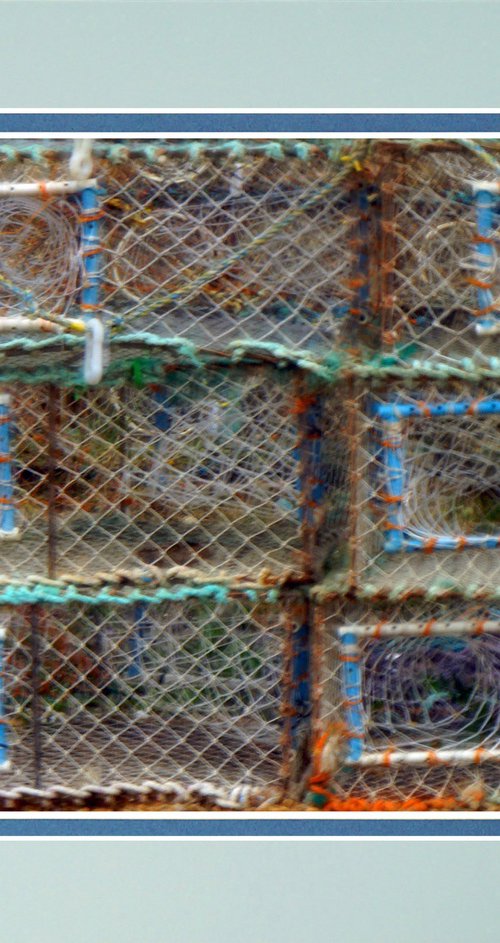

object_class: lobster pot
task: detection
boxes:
[99,149,356,352]
[379,148,498,365]
[1,596,300,796]
[349,380,500,595]
[314,599,500,806]
[0,371,346,584]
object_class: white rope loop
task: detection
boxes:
[69,138,94,181]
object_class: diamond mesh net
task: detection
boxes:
[99,151,356,352]
[375,148,499,364]
[2,597,293,798]
[1,372,344,584]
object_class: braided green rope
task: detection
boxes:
[0,580,281,607]
[0,575,496,607]
[5,139,500,169]
[0,333,497,386]
[0,139,356,164]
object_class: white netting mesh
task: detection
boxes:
[0,196,80,318]
[1,373,344,584]
[0,198,81,334]
[2,598,290,796]
[377,149,499,364]
[98,152,356,351]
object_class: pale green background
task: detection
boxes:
[0,2,498,107]
[0,840,498,943]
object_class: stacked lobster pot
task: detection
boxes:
[0,138,356,807]
[311,142,500,811]
[0,139,497,810]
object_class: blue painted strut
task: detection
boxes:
[80,186,104,384]
[80,187,101,314]
[0,395,18,538]
[472,187,500,335]
[380,418,405,553]
[373,398,500,422]
[338,629,364,762]
[290,395,327,745]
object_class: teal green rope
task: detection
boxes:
[0,581,283,607]
[7,138,500,167]
[0,577,494,607]
[0,139,355,164]
[0,333,497,386]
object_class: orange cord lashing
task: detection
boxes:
[347,277,368,290]
[474,302,499,317]
[416,401,432,418]
[382,747,395,767]
[308,788,461,813]
[466,276,494,290]
[291,393,318,417]
[78,210,105,224]
[380,492,403,504]
[373,619,388,639]
[311,722,349,776]
[472,233,496,245]
[38,181,50,201]
[466,398,484,415]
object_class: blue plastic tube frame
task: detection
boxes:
[473,187,500,335]
[80,185,106,385]
[80,186,101,316]
[372,396,500,552]
[338,628,364,762]
[0,394,17,537]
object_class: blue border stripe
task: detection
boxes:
[0,819,497,836]
[2,113,500,133]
